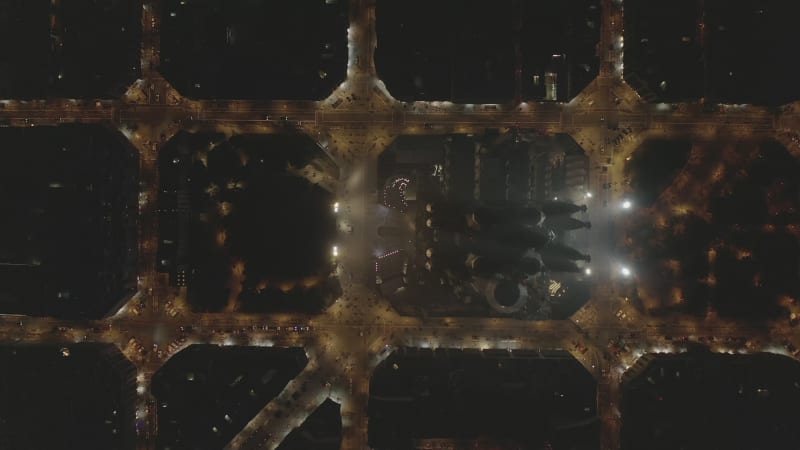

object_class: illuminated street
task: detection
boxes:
[1,1,800,449]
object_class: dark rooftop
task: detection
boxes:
[276,398,342,450]
[624,0,800,105]
[622,350,800,450]
[376,0,515,103]
[0,343,136,450]
[369,347,598,449]
[376,0,600,103]
[0,0,142,98]
[160,0,348,100]
[152,345,307,450]
[0,125,139,319]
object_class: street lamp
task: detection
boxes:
[584,267,592,276]
[621,199,632,210]
[620,266,631,277]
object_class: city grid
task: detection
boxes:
[1,1,800,449]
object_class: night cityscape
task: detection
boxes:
[0,1,799,450]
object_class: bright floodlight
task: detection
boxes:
[622,199,632,209]
[584,267,592,276]
[585,192,593,199]
[620,266,631,277]
[332,246,339,257]
[333,202,339,213]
